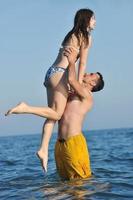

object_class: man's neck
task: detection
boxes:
[82,82,92,92]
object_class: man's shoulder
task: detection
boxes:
[80,88,93,105]
[68,88,93,102]
[80,90,93,111]
[82,87,93,99]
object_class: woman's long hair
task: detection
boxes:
[62,8,94,47]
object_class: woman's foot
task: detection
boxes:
[5,102,28,116]
[37,149,48,172]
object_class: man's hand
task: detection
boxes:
[63,48,78,65]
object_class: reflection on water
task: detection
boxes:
[39,175,110,200]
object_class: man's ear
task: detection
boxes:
[91,80,96,86]
[84,73,87,77]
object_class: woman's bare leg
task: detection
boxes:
[5,102,61,120]
[37,72,68,172]
[5,72,68,120]
[37,119,54,172]
[5,71,68,172]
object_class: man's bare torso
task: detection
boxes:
[58,92,93,139]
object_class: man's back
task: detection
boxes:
[58,92,93,139]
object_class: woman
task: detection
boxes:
[6,8,96,172]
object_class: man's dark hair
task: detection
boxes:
[92,72,104,92]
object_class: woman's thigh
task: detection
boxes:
[47,71,67,88]
[46,72,68,116]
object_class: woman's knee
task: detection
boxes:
[56,113,62,120]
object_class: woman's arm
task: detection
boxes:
[78,35,92,83]
[64,48,90,98]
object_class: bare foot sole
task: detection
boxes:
[37,150,48,173]
[5,102,28,116]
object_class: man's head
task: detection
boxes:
[83,72,104,92]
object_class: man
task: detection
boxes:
[5,48,104,179]
[55,48,104,180]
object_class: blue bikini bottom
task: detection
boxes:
[44,65,66,87]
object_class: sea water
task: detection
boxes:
[0,128,133,200]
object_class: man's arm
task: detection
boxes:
[68,63,89,98]
[64,48,89,98]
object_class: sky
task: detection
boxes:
[0,0,133,136]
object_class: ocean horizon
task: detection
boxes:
[1,126,133,138]
[0,127,133,199]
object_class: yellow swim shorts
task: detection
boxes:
[54,133,92,180]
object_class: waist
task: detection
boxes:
[57,132,83,142]
[52,49,69,69]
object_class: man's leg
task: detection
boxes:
[55,133,92,180]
